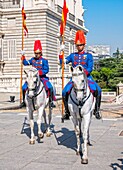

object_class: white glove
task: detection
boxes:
[64,58,67,64]
[64,59,67,69]
[21,50,25,56]
[60,44,65,51]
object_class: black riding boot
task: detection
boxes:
[20,90,26,108]
[93,94,101,119]
[63,94,70,120]
[49,90,56,108]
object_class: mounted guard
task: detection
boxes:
[59,30,102,120]
[20,39,56,108]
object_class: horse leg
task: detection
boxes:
[43,109,48,133]
[81,113,91,164]
[75,124,81,155]
[37,107,44,139]
[29,119,35,144]
[71,114,81,155]
[46,104,52,137]
[27,108,35,144]
[87,118,92,146]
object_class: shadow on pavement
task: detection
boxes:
[20,117,55,144]
[53,127,78,151]
[110,152,123,170]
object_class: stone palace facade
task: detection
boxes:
[0,0,88,94]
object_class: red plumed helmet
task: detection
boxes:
[75,30,86,45]
[34,40,42,52]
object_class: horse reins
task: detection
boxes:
[70,90,91,118]
[27,80,45,110]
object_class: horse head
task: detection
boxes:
[71,65,87,102]
[24,68,40,97]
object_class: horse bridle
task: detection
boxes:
[70,90,91,118]
[27,76,44,99]
[27,76,45,110]
[70,72,91,118]
[72,72,87,96]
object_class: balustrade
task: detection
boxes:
[0,75,122,105]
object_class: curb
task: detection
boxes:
[0,105,23,111]
[0,97,62,111]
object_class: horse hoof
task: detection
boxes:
[46,132,52,137]
[76,151,80,155]
[29,140,35,145]
[38,133,44,139]
[87,142,92,146]
[61,118,64,123]
[81,158,88,164]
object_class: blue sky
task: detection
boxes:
[82,0,123,55]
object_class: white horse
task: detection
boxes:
[68,65,95,164]
[24,68,52,144]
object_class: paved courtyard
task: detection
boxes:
[0,92,123,170]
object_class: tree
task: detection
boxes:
[91,70,100,82]
[100,67,113,87]
[93,56,123,90]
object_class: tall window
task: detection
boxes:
[7,18,16,28]
[69,43,74,54]
[0,39,2,60]
[70,28,72,37]
[73,0,76,16]
[57,38,61,73]
[7,39,16,60]
[69,28,74,53]
[51,0,55,9]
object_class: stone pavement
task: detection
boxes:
[0,92,20,110]
[0,92,123,170]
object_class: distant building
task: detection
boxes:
[87,45,111,62]
[113,48,123,58]
[119,50,123,54]
[87,45,110,55]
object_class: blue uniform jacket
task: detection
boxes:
[23,56,49,76]
[22,56,53,92]
[60,51,101,96]
[65,52,93,76]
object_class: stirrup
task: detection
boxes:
[49,102,56,108]
[63,111,70,120]
[20,102,26,108]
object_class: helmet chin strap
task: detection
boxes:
[34,52,42,59]
[34,56,40,59]
[78,49,84,53]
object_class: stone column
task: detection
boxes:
[116,81,123,95]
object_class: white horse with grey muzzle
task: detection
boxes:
[68,65,95,164]
[24,68,52,144]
